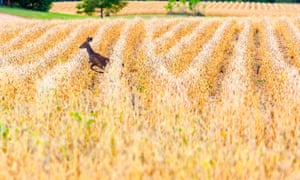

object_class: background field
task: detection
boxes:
[0,16,300,178]
[50,1,300,16]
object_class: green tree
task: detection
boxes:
[189,0,200,11]
[179,0,187,13]
[18,0,53,11]
[189,0,202,15]
[165,0,202,16]
[164,0,176,13]
[76,0,127,18]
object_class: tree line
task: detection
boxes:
[0,0,129,16]
[1,0,298,15]
[56,0,300,3]
[1,0,53,11]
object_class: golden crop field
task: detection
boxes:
[203,1,300,16]
[0,17,300,179]
[50,1,168,15]
[50,1,300,16]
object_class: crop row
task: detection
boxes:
[1,18,300,112]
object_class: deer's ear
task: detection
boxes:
[87,37,93,42]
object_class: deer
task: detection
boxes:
[79,37,109,73]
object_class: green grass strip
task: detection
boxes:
[0,6,92,20]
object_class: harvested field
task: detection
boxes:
[50,1,300,16]
[0,17,300,179]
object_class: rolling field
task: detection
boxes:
[50,1,300,16]
[0,17,300,178]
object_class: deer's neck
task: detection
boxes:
[86,45,95,55]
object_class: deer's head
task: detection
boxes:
[79,37,93,49]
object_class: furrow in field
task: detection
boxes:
[143,20,231,97]
[241,18,300,146]
[180,20,233,83]
[182,20,239,109]
[152,19,181,40]
[264,19,300,103]
[0,21,58,56]
[121,20,147,111]
[154,21,185,47]
[274,20,300,68]
[247,22,266,102]
[125,19,165,109]
[143,20,219,88]
[144,20,235,109]
[209,21,243,102]
[155,21,200,55]
[0,21,37,48]
[287,18,300,42]
[167,21,220,76]
[244,21,281,145]
[2,22,78,66]
[260,20,286,103]
[252,19,300,138]
[139,20,191,113]
[295,18,300,30]
[158,20,215,65]
[216,20,251,108]
[123,20,146,73]
[102,19,140,107]
[202,20,253,146]
[144,20,178,90]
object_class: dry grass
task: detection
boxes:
[203,2,300,16]
[50,1,82,15]
[0,17,300,179]
[50,1,168,16]
[50,1,300,16]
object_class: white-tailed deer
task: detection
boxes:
[79,37,109,73]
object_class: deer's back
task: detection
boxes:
[90,53,109,66]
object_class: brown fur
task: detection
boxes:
[79,37,109,73]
